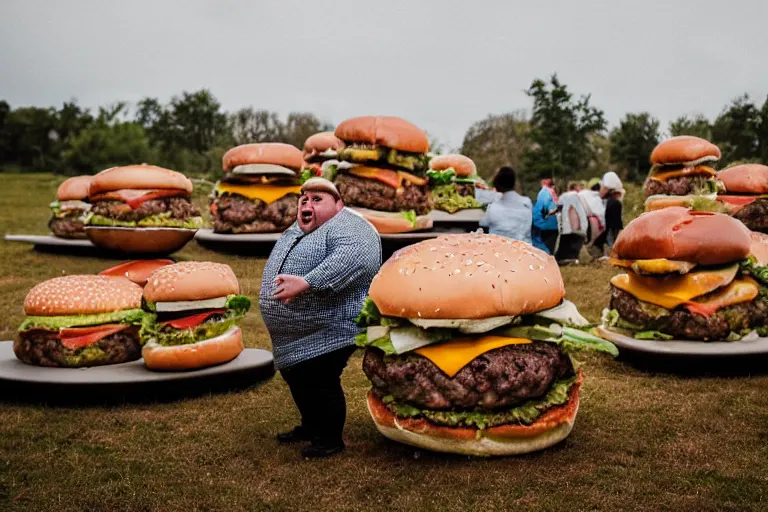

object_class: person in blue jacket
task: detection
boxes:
[532,178,559,254]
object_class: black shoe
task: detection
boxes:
[302,442,345,459]
[276,426,312,444]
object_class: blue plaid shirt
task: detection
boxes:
[259,208,382,369]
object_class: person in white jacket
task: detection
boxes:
[556,181,589,264]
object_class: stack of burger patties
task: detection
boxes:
[302,131,345,181]
[601,207,768,341]
[210,143,304,234]
[427,154,484,214]
[49,175,93,239]
[643,136,724,211]
[355,233,617,456]
[332,116,433,234]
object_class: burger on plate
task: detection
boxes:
[601,207,768,341]
[302,131,345,181]
[140,261,251,370]
[710,164,768,231]
[49,175,93,239]
[333,116,433,233]
[355,234,617,456]
[644,136,724,211]
[426,154,484,214]
[210,143,303,233]
[15,275,145,367]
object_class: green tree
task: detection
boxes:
[757,95,768,163]
[228,109,330,148]
[522,74,606,185]
[460,111,530,183]
[3,106,60,171]
[711,94,761,165]
[668,114,712,140]
[609,112,660,183]
[168,90,228,171]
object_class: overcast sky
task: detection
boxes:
[2,0,767,150]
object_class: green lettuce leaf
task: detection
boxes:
[400,210,418,227]
[86,213,204,229]
[225,294,251,313]
[299,168,315,184]
[740,255,768,286]
[140,310,245,347]
[430,183,483,214]
[426,168,457,186]
[355,297,402,328]
[635,330,674,340]
[499,324,618,357]
[382,375,578,429]
[19,308,146,331]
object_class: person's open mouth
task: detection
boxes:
[300,211,313,224]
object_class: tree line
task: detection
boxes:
[2,75,767,195]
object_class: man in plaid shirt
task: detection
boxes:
[260,178,381,458]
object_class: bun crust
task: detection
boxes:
[57,176,93,201]
[143,261,240,302]
[89,165,193,195]
[335,116,429,154]
[24,275,142,316]
[429,154,476,178]
[98,259,174,286]
[717,164,768,194]
[349,207,432,234]
[303,131,345,157]
[369,233,564,319]
[612,207,750,264]
[650,136,721,165]
[367,371,581,456]
[142,326,244,371]
[749,231,768,266]
[222,143,303,172]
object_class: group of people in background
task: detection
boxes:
[479,167,625,264]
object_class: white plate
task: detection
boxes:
[596,326,768,357]
[195,229,282,242]
[0,341,273,385]
[5,234,94,247]
[428,209,485,223]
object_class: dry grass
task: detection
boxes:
[1,174,768,511]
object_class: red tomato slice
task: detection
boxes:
[99,259,174,286]
[60,324,130,350]
[684,302,719,318]
[718,196,757,206]
[125,189,187,209]
[162,309,227,329]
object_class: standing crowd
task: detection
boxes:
[480,167,625,263]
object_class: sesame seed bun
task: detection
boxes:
[334,116,430,154]
[612,207,750,264]
[369,234,564,319]
[429,154,476,178]
[650,136,721,166]
[143,261,240,303]
[142,326,244,371]
[57,176,93,201]
[89,165,193,196]
[303,131,345,159]
[23,275,143,316]
[717,164,768,194]
[222,143,303,172]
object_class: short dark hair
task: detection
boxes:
[590,181,600,191]
[493,166,517,193]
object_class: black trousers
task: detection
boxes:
[540,229,559,255]
[556,233,583,261]
[280,345,356,445]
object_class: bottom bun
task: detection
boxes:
[142,326,244,371]
[366,370,582,456]
[350,207,433,234]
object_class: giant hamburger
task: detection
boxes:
[427,154,483,214]
[15,275,145,367]
[601,207,768,341]
[356,234,617,456]
[49,175,92,239]
[644,136,724,211]
[711,164,768,231]
[210,143,303,233]
[302,131,345,181]
[140,261,251,370]
[333,116,433,233]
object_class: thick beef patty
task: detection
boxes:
[211,193,298,233]
[610,285,768,340]
[363,342,573,410]
[49,216,86,239]
[91,196,200,222]
[334,173,431,215]
[733,199,768,232]
[643,175,712,198]
[15,328,141,367]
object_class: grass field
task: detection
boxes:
[1,174,767,512]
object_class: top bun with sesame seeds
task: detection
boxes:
[142,261,240,303]
[369,233,564,319]
[23,275,143,316]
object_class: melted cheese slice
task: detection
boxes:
[215,182,302,204]
[609,258,696,275]
[650,165,716,182]
[414,336,531,377]
[685,278,758,317]
[610,265,738,309]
